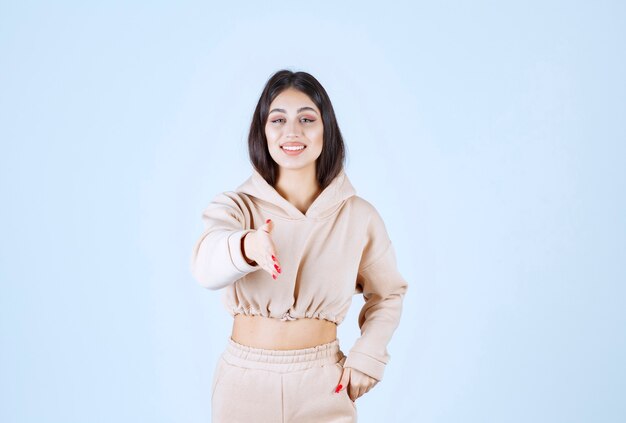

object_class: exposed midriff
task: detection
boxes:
[231,314,337,350]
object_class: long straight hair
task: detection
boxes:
[247,69,346,191]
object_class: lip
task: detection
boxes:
[280,143,307,156]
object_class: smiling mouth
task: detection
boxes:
[280,144,307,155]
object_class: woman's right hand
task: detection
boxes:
[242,219,282,280]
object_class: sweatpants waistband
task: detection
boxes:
[222,337,345,373]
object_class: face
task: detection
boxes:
[265,87,324,172]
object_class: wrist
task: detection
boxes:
[241,231,257,265]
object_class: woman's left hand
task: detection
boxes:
[335,366,379,401]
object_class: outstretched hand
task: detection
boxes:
[242,218,282,280]
[335,365,379,402]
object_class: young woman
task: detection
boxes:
[190,69,409,422]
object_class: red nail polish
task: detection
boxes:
[272,274,277,280]
[274,264,281,273]
[335,384,342,393]
[266,219,271,223]
[271,255,276,261]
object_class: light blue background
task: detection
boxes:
[1,1,624,422]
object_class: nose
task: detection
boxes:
[285,119,302,137]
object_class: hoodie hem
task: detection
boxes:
[226,305,341,326]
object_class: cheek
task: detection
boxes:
[265,126,280,141]
[306,126,324,143]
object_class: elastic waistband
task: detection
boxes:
[222,337,345,373]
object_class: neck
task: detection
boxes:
[275,165,321,215]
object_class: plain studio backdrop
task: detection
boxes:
[1,1,624,422]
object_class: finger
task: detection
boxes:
[272,259,281,276]
[256,253,276,279]
[266,248,280,280]
[263,218,273,233]
[269,241,280,270]
[335,366,348,394]
[268,263,280,280]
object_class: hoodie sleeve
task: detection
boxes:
[190,191,260,290]
[343,206,409,382]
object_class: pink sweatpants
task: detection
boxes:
[211,337,358,422]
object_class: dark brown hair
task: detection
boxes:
[247,69,346,191]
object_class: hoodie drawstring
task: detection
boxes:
[280,310,297,321]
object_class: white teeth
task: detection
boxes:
[282,145,305,151]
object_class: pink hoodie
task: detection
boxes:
[190,167,408,382]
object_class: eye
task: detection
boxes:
[270,117,315,124]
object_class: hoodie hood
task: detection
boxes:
[235,167,357,220]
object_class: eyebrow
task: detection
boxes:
[268,106,319,115]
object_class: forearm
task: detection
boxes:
[191,228,260,290]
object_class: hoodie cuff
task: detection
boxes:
[227,229,260,273]
[343,350,386,382]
